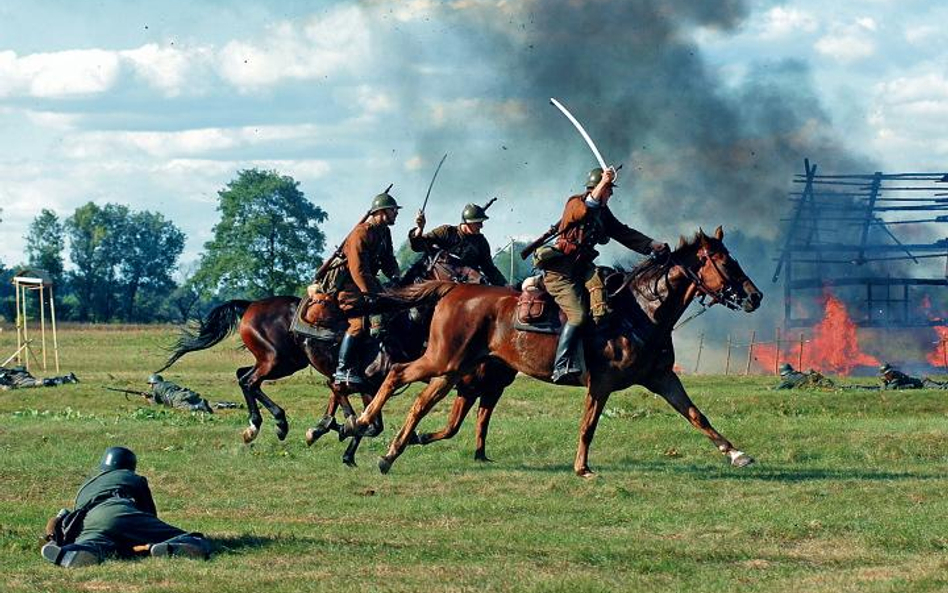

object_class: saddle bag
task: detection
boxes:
[517,278,550,324]
[302,292,342,326]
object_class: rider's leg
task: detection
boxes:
[543,269,587,383]
[584,267,612,325]
[334,318,366,388]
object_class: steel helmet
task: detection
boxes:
[879,362,892,374]
[99,446,137,472]
[584,167,619,189]
[369,185,401,214]
[147,373,163,385]
[778,363,793,377]
[461,203,489,223]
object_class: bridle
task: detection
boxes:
[678,246,747,311]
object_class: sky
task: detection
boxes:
[1,0,947,283]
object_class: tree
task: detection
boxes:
[490,239,532,286]
[25,209,65,285]
[66,203,128,321]
[118,211,185,320]
[196,169,328,298]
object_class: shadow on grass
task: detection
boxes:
[508,459,944,482]
[211,534,280,555]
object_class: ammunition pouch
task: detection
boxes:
[517,278,551,324]
[532,245,565,269]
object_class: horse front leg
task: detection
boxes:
[305,390,341,447]
[473,394,501,463]
[411,394,475,448]
[343,359,433,438]
[379,375,458,474]
[645,371,754,467]
[574,387,611,478]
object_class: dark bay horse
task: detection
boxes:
[158,294,516,465]
[342,227,763,477]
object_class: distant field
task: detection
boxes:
[2,325,948,592]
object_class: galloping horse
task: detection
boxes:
[342,227,763,477]
[158,278,516,466]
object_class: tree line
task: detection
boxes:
[0,168,530,324]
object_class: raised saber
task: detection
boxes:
[549,97,612,176]
[421,153,448,213]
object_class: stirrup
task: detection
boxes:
[333,370,365,388]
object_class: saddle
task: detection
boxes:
[291,291,345,341]
[514,276,564,334]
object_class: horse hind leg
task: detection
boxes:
[360,392,384,438]
[411,394,475,448]
[379,374,458,475]
[473,391,502,463]
[306,388,343,447]
[647,371,753,468]
[237,366,264,444]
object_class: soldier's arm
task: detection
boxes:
[602,209,655,255]
[135,476,159,516]
[344,226,382,293]
[381,228,400,282]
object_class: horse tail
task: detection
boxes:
[157,299,252,372]
[345,281,457,315]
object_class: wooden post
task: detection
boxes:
[20,283,29,372]
[694,332,704,374]
[509,238,515,283]
[39,285,48,371]
[774,327,781,375]
[725,334,732,376]
[798,332,805,369]
[49,285,60,373]
[745,330,756,375]
[14,282,22,365]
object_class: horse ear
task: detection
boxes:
[678,235,687,249]
[714,225,724,240]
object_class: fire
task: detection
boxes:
[927,327,948,369]
[755,292,878,376]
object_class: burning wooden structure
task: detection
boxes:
[773,159,948,330]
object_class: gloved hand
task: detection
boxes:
[369,314,384,339]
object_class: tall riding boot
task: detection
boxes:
[551,323,584,384]
[333,333,365,388]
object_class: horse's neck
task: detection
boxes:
[629,253,698,330]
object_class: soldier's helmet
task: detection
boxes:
[584,167,618,189]
[779,363,794,376]
[461,203,489,224]
[879,362,892,375]
[369,190,401,214]
[99,446,137,472]
[147,373,163,385]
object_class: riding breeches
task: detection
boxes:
[542,263,608,326]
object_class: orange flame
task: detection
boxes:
[927,326,948,369]
[755,292,878,376]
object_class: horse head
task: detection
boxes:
[676,226,763,313]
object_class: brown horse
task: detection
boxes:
[342,227,763,477]
[158,283,516,466]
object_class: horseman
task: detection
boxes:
[538,166,668,384]
[321,189,402,388]
[408,202,508,286]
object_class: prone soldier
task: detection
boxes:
[879,363,948,390]
[41,446,211,567]
[775,362,835,390]
[0,366,78,390]
[147,374,213,413]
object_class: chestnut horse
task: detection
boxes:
[158,283,516,466]
[342,227,763,477]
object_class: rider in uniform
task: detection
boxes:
[537,166,667,384]
[329,190,402,388]
[408,202,508,286]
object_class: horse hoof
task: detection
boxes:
[378,456,393,475]
[275,422,289,442]
[575,468,596,479]
[343,456,357,468]
[474,453,493,463]
[730,451,755,468]
[305,426,328,447]
[242,426,259,444]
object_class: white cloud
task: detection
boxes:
[904,24,939,45]
[218,6,371,91]
[120,43,214,97]
[814,19,878,63]
[405,155,425,171]
[758,7,818,39]
[0,49,121,98]
[868,73,948,165]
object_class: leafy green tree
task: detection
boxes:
[66,203,128,321]
[196,169,328,297]
[25,209,65,285]
[118,211,185,320]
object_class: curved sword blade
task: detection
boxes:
[550,98,607,171]
[421,153,448,213]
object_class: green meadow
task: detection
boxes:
[1,325,947,592]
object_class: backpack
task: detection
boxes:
[45,507,89,546]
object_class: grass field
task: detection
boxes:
[2,325,948,592]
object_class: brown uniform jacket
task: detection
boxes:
[554,194,654,265]
[340,221,400,293]
[409,224,507,286]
